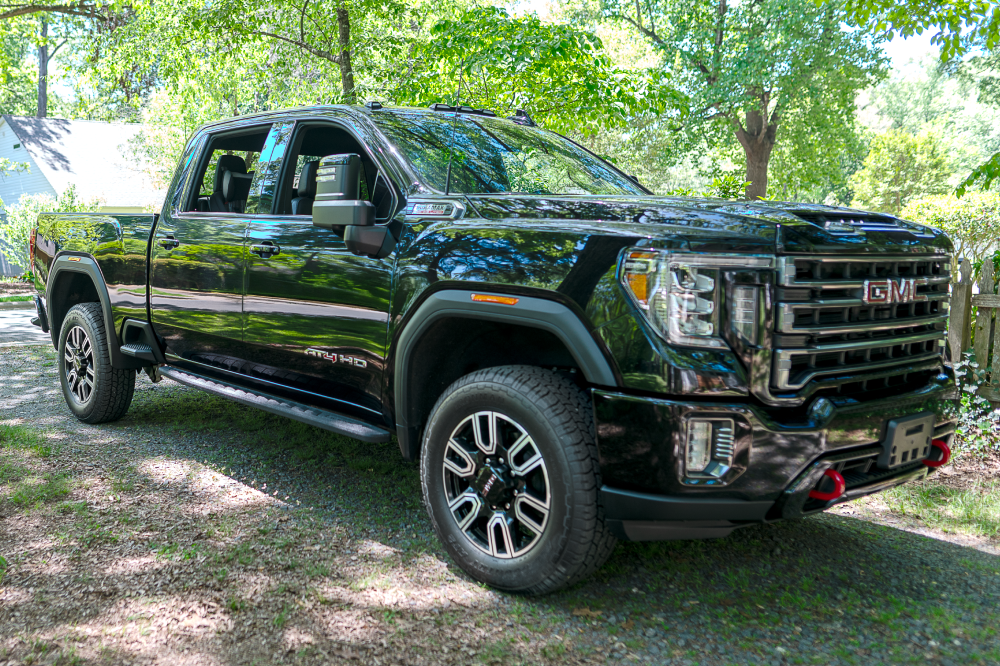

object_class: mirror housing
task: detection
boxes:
[312,153,375,230]
[311,153,396,259]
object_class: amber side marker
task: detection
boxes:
[67,257,81,262]
[471,294,519,305]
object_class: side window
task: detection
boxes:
[183,125,272,214]
[274,123,395,222]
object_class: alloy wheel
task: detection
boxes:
[63,325,95,405]
[442,411,551,559]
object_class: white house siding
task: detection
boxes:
[0,119,57,208]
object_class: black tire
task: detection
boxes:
[420,365,617,595]
[58,303,135,424]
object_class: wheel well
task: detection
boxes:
[401,317,582,440]
[48,271,102,339]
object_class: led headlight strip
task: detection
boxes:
[621,251,773,349]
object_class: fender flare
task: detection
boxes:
[46,253,144,370]
[392,289,619,460]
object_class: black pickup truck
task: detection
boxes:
[30,103,957,594]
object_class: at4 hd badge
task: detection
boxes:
[862,278,927,305]
[305,348,367,368]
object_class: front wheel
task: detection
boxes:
[420,365,616,595]
[58,303,135,423]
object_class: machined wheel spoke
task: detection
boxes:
[448,490,484,532]
[507,433,543,476]
[487,513,516,558]
[64,346,75,363]
[515,493,550,535]
[443,439,477,478]
[471,411,498,455]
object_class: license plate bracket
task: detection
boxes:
[878,412,934,469]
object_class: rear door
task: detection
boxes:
[149,122,279,369]
[240,117,398,420]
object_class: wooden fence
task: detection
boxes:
[948,256,1000,402]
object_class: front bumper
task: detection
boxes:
[594,379,957,541]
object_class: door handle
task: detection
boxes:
[159,235,179,250]
[251,241,280,258]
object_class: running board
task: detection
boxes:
[158,366,391,443]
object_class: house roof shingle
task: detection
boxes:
[2,115,163,208]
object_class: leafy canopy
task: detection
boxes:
[849,128,953,215]
[394,7,684,135]
[600,0,886,198]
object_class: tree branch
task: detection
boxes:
[0,3,99,20]
[619,13,665,46]
[251,29,340,63]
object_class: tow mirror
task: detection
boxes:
[312,154,376,229]
[312,153,395,258]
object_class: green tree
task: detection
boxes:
[843,0,1000,194]
[394,7,683,135]
[600,0,887,199]
[849,128,953,215]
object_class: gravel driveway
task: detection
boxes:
[2,344,999,666]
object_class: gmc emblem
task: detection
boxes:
[862,278,927,305]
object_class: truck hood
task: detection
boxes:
[465,195,953,255]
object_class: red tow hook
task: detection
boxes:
[808,469,846,502]
[923,439,951,468]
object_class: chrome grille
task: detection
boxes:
[772,255,949,396]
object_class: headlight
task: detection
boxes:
[621,251,772,348]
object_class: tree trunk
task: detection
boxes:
[36,20,48,118]
[734,108,777,200]
[336,6,356,104]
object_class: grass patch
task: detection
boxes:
[0,424,54,457]
[0,294,32,302]
[881,480,1000,538]
[5,472,71,507]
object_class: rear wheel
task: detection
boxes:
[58,303,135,423]
[420,365,616,594]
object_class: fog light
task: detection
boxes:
[685,418,736,478]
[686,421,712,473]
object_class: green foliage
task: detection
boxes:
[601,0,887,198]
[901,192,1000,271]
[396,7,683,135]
[0,185,102,270]
[0,554,6,585]
[950,352,1000,454]
[849,128,953,215]
[844,0,999,61]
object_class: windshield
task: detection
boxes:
[371,110,644,196]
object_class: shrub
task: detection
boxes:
[0,185,103,271]
[901,192,1000,273]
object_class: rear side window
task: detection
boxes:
[184,125,272,214]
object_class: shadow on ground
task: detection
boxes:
[3,370,999,665]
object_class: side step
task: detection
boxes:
[120,343,157,362]
[158,366,391,443]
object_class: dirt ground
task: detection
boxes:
[2,344,999,666]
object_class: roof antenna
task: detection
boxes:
[445,69,463,196]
